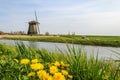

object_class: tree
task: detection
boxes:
[45,32,50,36]
[0,31,3,34]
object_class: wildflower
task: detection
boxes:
[31,63,44,70]
[60,61,65,67]
[13,59,19,63]
[68,75,73,79]
[20,59,30,64]
[50,66,58,74]
[47,63,52,67]
[43,74,53,80]
[54,61,60,67]
[37,70,47,79]
[37,70,53,80]
[61,70,68,75]
[28,72,35,77]
[53,72,65,80]
[31,59,38,64]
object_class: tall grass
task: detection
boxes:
[55,45,120,80]
[0,43,120,80]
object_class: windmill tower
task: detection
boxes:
[27,11,40,35]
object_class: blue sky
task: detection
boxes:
[0,0,120,35]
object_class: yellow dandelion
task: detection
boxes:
[61,70,68,75]
[13,59,19,63]
[50,66,58,74]
[43,74,53,80]
[47,63,52,67]
[54,61,60,67]
[28,72,35,77]
[53,72,66,80]
[20,59,30,64]
[37,70,47,79]
[31,63,44,70]
[31,59,38,64]
[60,61,66,67]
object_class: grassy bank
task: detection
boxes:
[1,35,120,47]
[0,43,120,80]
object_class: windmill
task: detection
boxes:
[27,11,40,35]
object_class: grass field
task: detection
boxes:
[0,34,120,47]
[0,42,120,80]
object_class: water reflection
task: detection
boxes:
[27,41,38,48]
[0,39,120,59]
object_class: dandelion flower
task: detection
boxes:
[54,61,60,67]
[42,73,52,80]
[20,59,30,64]
[43,75,53,80]
[60,61,65,67]
[53,72,65,80]
[28,72,35,77]
[37,70,47,79]
[50,66,58,74]
[47,63,52,67]
[31,63,44,70]
[61,70,68,75]
[31,59,38,64]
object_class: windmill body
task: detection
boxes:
[27,20,39,35]
[27,11,40,35]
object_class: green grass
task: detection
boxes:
[2,35,120,47]
[0,42,120,80]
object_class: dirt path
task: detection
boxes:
[0,35,59,38]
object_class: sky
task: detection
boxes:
[0,0,120,36]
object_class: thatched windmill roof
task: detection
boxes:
[28,20,39,24]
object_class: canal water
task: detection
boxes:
[0,39,120,60]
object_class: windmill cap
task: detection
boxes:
[28,20,40,24]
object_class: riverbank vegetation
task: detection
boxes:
[0,42,120,80]
[1,34,120,47]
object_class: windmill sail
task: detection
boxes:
[35,11,40,34]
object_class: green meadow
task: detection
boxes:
[2,35,120,47]
[0,42,120,80]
